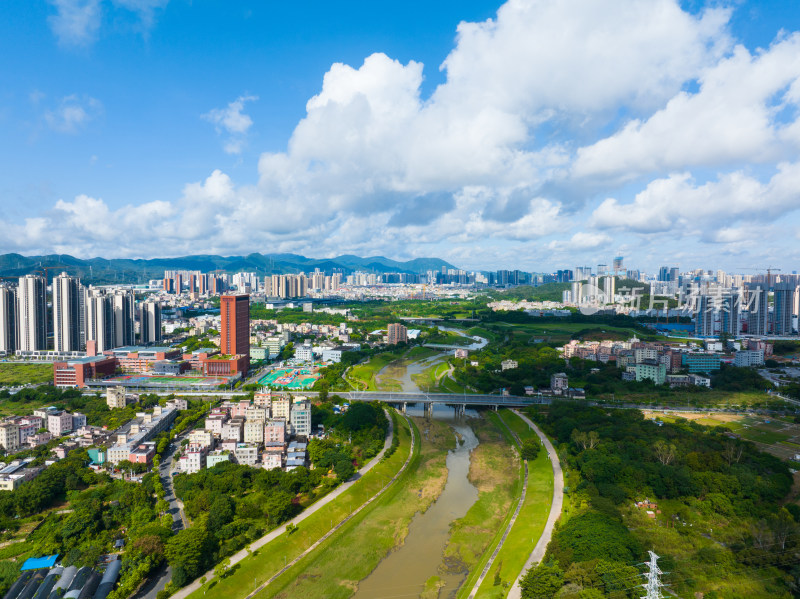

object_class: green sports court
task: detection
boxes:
[258,367,321,389]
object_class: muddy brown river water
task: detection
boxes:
[354,352,481,599]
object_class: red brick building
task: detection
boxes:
[54,355,117,388]
[200,354,249,377]
[220,294,250,357]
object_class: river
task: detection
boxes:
[354,352,481,599]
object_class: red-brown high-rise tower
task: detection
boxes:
[220,294,250,357]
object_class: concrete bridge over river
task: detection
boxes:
[337,390,552,417]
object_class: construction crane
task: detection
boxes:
[738,266,782,289]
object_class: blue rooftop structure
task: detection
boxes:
[21,555,58,571]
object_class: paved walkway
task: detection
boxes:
[466,413,529,598]
[508,409,564,599]
[171,411,400,599]
[242,414,416,599]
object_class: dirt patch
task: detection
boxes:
[643,411,743,423]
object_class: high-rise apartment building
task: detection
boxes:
[220,294,250,356]
[53,272,82,352]
[773,283,798,336]
[745,284,769,336]
[694,293,714,337]
[387,323,408,345]
[0,285,17,353]
[602,276,615,303]
[139,300,162,344]
[720,289,740,336]
[86,292,116,352]
[17,275,47,351]
[112,290,135,347]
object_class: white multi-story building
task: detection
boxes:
[294,345,314,362]
[221,418,244,442]
[107,386,127,409]
[0,423,20,453]
[53,273,83,352]
[290,402,311,437]
[245,405,269,421]
[322,348,342,363]
[272,397,291,420]
[262,452,281,470]
[139,300,163,344]
[734,350,765,367]
[234,443,259,466]
[205,414,228,434]
[243,420,264,444]
[188,429,214,449]
[112,291,136,347]
[17,275,47,351]
[47,411,75,436]
[0,285,17,354]
[179,449,206,474]
[86,291,116,352]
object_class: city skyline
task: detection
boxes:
[2,0,800,271]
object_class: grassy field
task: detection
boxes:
[411,359,463,393]
[405,346,441,360]
[442,416,519,585]
[464,410,555,598]
[347,352,403,390]
[255,417,457,598]
[465,327,502,343]
[189,414,417,599]
[0,363,53,386]
[600,389,782,408]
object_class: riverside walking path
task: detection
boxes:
[508,409,564,599]
[171,410,403,599]
[465,413,529,598]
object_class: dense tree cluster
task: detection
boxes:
[169,462,322,584]
[310,401,388,464]
[519,402,798,598]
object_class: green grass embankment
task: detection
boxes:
[467,409,555,598]
[0,363,53,387]
[446,413,521,598]
[256,417,456,598]
[190,415,416,599]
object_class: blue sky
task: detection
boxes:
[1,0,800,273]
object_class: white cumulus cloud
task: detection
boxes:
[47,0,102,47]
[44,94,103,133]
[203,95,259,154]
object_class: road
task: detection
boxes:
[132,434,188,599]
[508,409,564,599]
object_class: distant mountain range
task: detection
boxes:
[0,252,458,285]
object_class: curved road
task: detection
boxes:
[171,410,400,599]
[508,409,564,599]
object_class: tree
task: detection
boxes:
[334,458,356,482]
[770,508,797,550]
[653,440,676,466]
[520,438,541,460]
[571,429,600,451]
[722,440,743,466]
[520,561,564,599]
[165,523,215,583]
[214,557,230,580]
